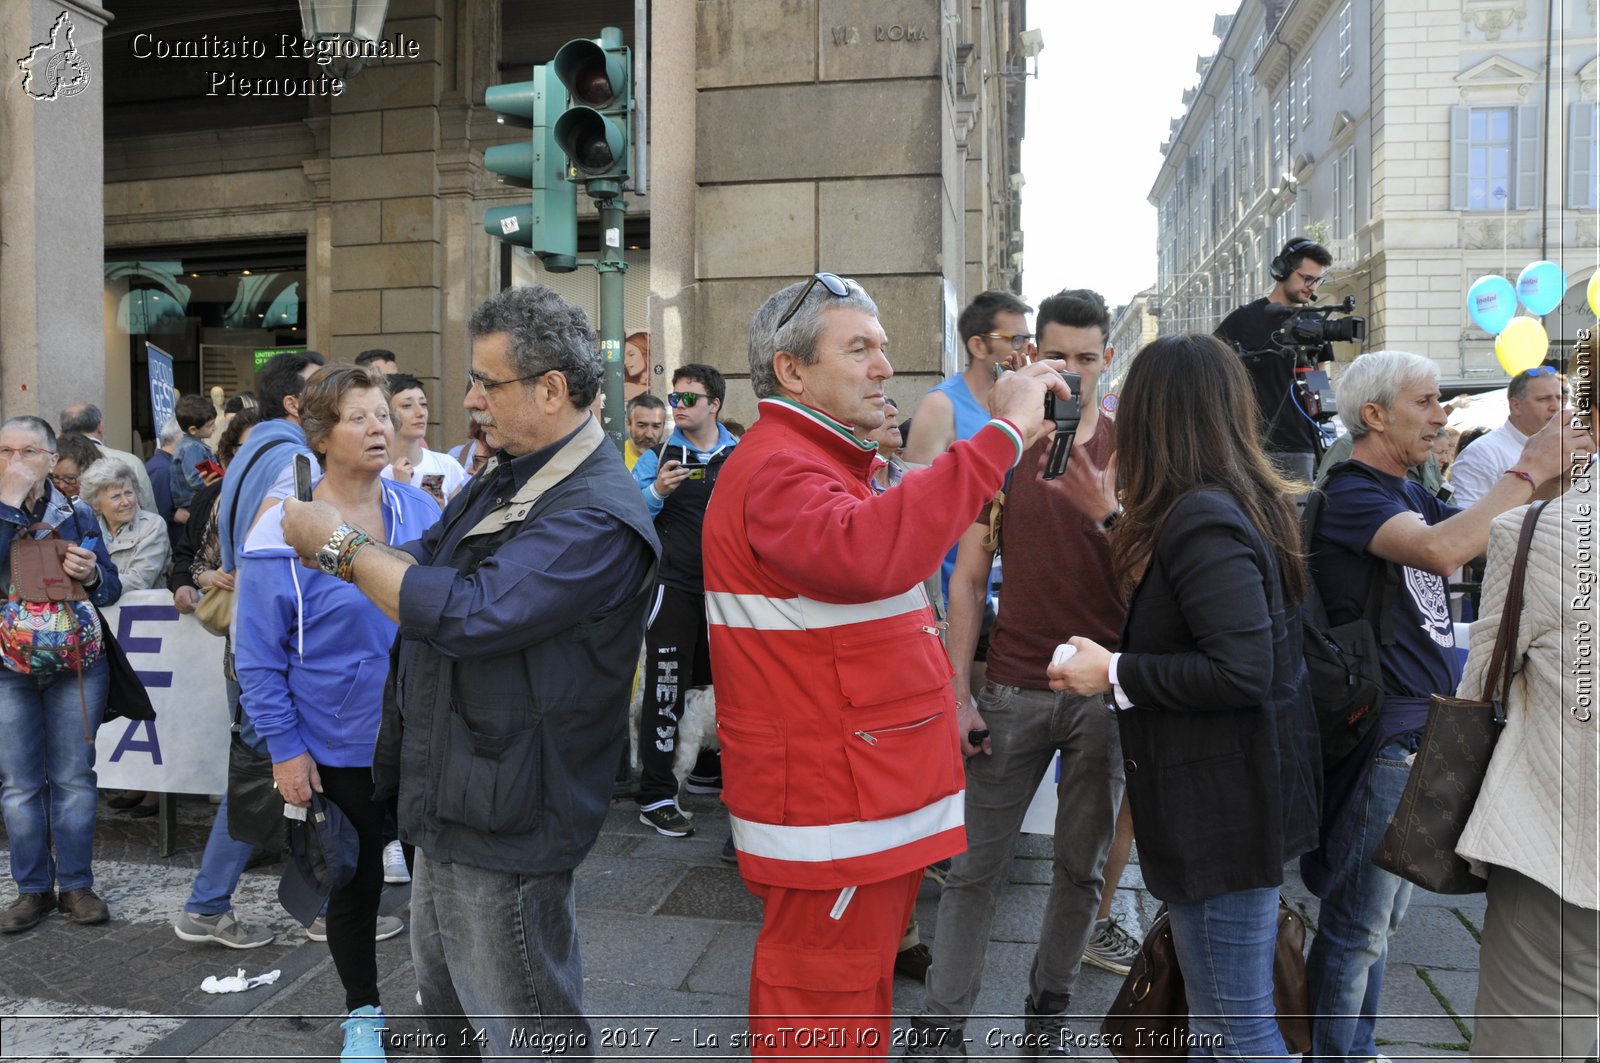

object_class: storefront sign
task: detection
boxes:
[146,343,176,437]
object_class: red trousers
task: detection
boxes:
[745,869,924,1060]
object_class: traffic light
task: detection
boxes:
[482,65,578,271]
[552,27,631,183]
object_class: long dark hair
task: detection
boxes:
[1112,334,1307,601]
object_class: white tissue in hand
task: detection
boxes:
[1051,643,1077,669]
[201,968,281,994]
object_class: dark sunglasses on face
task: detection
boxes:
[668,392,709,408]
[775,272,854,333]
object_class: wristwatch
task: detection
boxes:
[316,523,355,575]
[1096,505,1124,533]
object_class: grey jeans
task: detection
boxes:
[410,854,590,1059]
[922,683,1125,1021]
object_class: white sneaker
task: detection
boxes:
[382,840,410,884]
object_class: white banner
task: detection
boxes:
[94,589,230,794]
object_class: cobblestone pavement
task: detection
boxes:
[0,790,1485,1061]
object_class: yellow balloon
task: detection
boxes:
[1589,272,1600,318]
[1494,317,1549,375]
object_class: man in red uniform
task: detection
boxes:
[703,272,1070,1057]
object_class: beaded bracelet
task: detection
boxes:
[335,531,371,583]
[1503,468,1536,489]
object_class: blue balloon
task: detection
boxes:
[1467,275,1516,334]
[1516,260,1567,317]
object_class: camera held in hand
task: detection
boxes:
[1042,371,1081,480]
[1260,296,1367,422]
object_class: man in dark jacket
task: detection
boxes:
[280,286,660,1055]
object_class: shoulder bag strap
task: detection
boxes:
[223,438,293,557]
[1479,500,1549,719]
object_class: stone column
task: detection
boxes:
[691,0,952,425]
[0,1,111,435]
[325,0,446,412]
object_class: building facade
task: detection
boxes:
[1150,0,1598,390]
[0,0,1027,448]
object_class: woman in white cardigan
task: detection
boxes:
[1455,355,1596,1062]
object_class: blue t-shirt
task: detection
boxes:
[1311,461,1461,699]
[928,374,994,602]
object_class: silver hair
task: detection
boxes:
[747,277,880,399]
[467,285,602,409]
[157,418,183,447]
[0,416,56,451]
[1336,350,1439,440]
[78,456,138,509]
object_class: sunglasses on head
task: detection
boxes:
[775,272,854,333]
[668,392,710,408]
[1522,366,1556,377]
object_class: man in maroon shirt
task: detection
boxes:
[910,289,1130,1059]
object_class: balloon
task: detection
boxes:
[1466,275,1516,334]
[1494,317,1549,375]
[1515,260,1566,317]
[1588,272,1600,318]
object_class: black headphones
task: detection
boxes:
[1269,237,1317,283]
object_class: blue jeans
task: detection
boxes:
[186,679,261,915]
[1306,738,1415,1063]
[410,853,588,1057]
[1167,886,1288,1061]
[0,658,109,894]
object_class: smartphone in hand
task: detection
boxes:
[195,459,225,480]
[293,453,313,502]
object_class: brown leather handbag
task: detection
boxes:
[10,523,86,602]
[1101,899,1311,1061]
[1372,499,1547,895]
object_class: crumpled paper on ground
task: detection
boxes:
[200,968,282,994]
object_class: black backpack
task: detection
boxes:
[1301,462,1398,768]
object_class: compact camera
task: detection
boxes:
[1041,371,1082,480]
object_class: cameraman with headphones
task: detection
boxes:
[1215,237,1335,483]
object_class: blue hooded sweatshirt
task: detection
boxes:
[217,419,315,572]
[234,480,439,767]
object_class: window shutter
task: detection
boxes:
[1515,103,1540,209]
[1570,102,1595,209]
[1450,106,1469,210]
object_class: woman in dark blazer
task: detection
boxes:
[1050,333,1320,1060]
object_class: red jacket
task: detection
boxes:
[703,397,1025,889]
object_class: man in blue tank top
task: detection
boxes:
[904,290,1033,686]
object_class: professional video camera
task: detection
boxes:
[1259,296,1367,421]
[1041,370,1081,480]
[1265,295,1367,349]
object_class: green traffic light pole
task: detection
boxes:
[587,178,627,451]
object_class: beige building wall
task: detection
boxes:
[667,0,1023,425]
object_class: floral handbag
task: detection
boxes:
[2,524,100,675]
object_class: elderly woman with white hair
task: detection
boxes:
[1300,349,1589,1063]
[80,457,170,592]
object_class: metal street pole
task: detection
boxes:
[588,178,627,450]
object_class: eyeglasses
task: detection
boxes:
[980,331,1034,351]
[1522,366,1557,377]
[775,272,854,334]
[668,392,711,408]
[50,473,80,487]
[0,447,54,461]
[1295,271,1329,288]
[467,369,547,394]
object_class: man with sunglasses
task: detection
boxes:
[1215,236,1337,482]
[631,364,739,836]
[702,272,1072,1057]
[1447,365,1566,506]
